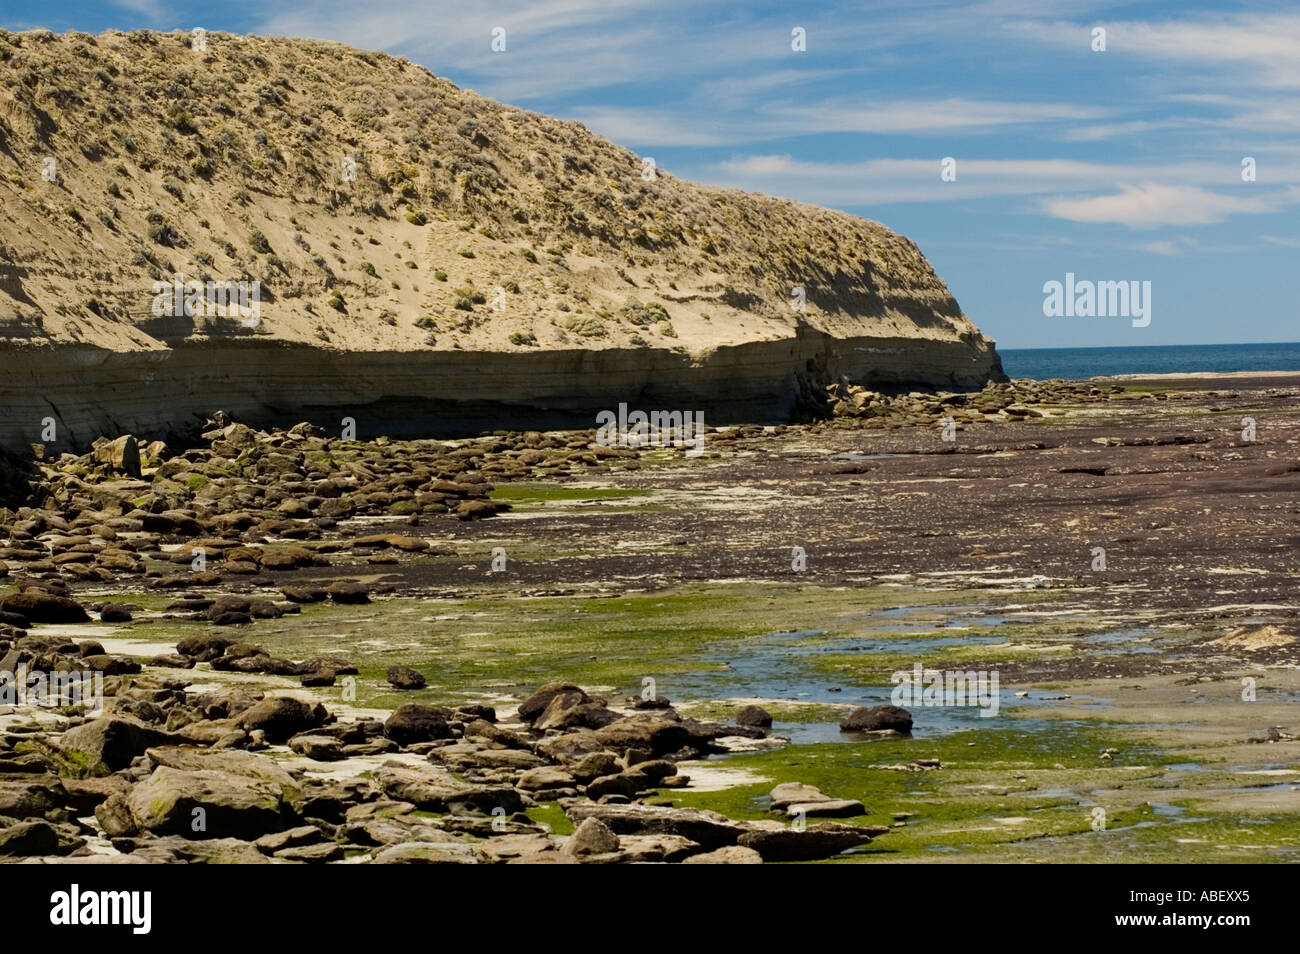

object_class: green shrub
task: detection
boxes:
[563,314,606,337]
[621,297,669,326]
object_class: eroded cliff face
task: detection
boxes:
[0,28,1003,448]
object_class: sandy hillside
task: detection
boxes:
[0,28,1002,444]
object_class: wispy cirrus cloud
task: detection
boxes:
[1023,12,1300,88]
[1043,184,1294,228]
[110,0,168,19]
[574,98,1112,147]
[706,155,1287,210]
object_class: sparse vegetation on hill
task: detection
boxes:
[0,28,996,364]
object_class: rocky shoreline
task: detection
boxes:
[3,373,1299,863]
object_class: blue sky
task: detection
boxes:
[7,1,1300,349]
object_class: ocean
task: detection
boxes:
[998,342,1300,381]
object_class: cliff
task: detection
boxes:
[0,28,1003,447]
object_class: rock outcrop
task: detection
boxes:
[0,28,1003,449]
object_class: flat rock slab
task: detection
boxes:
[371,837,483,864]
[373,764,524,815]
[738,822,891,862]
[144,746,297,788]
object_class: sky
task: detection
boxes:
[5,1,1299,350]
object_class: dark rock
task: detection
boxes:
[80,654,141,675]
[280,585,329,603]
[386,665,427,691]
[735,705,773,728]
[0,591,90,624]
[176,633,234,660]
[203,595,251,621]
[99,603,133,623]
[517,682,589,724]
[839,705,913,734]
[237,696,329,742]
[0,819,62,855]
[326,581,370,604]
[384,704,453,745]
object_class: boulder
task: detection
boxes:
[236,696,329,742]
[563,817,619,857]
[517,682,589,724]
[0,591,90,624]
[204,595,252,623]
[93,435,142,477]
[99,603,133,623]
[58,715,181,771]
[253,825,324,855]
[839,705,913,733]
[535,698,620,731]
[591,712,715,757]
[176,633,234,661]
[383,704,453,745]
[127,766,289,839]
[516,765,577,792]
[94,793,138,837]
[326,581,370,604]
[288,734,346,761]
[386,665,427,691]
[735,704,773,728]
[0,777,65,818]
[0,819,63,856]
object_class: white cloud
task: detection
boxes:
[1259,234,1300,249]
[704,155,1259,209]
[1015,12,1300,88]
[1043,184,1286,228]
[572,98,1112,147]
[111,0,167,18]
